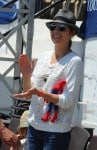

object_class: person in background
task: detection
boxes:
[10,110,29,150]
[13,9,83,150]
[0,119,19,148]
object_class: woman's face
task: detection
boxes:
[49,23,75,46]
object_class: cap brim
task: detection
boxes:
[17,124,28,131]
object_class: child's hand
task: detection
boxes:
[10,146,15,150]
[16,134,21,140]
[10,146,13,150]
[10,146,19,150]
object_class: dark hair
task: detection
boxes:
[69,40,72,48]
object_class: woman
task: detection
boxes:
[13,9,83,150]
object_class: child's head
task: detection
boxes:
[17,110,29,138]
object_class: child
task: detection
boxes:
[10,110,29,150]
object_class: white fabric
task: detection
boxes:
[19,138,27,150]
[28,51,83,133]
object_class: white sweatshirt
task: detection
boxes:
[28,51,83,133]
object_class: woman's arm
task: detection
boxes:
[13,86,59,103]
[13,57,82,107]
[18,54,37,92]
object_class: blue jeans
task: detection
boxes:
[27,126,71,150]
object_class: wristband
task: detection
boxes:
[38,90,44,97]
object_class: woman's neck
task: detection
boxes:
[50,45,71,64]
[55,45,70,59]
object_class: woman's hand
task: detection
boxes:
[19,54,35,77]
[13,87,39,100]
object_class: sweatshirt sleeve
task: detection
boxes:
[56,56,83,109]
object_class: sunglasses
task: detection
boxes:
[46,23,68,32]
